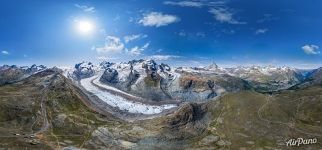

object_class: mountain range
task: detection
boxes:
[0,59,321,149]
[68,59,313,98]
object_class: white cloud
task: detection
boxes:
[127,43,150,56]
[1,50,9,55]
[138,12,180,27]
[128,47,141,56]
[96,36,124,53]
[164,1,226,8]
[95,34,150,55]
[164,1,243,25]
[148,55,181,61]
[302,44,320,55]
[75,4,95,13]
[164,1,203,7]
[255,28,268,35]
[124,34,147,43]
[209,8,246,24]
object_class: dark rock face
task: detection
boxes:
[100,68,119,84]
[100,61,115,69]
[138,60,169,101]
[207,80,215,89]
[26,64,46,74]
[127,70,140,86]
[163,103,208,138]
[178,75,218,99]
[309,67,322,84]
[293,67,322,89]
[73,62,95,80]
[128,59,145,65]
[167,103,207,126]
[98,59,174,101]
[0,66,24,85]
[159,63,171,72]
[207,91,217,99]
[142,59,158,80]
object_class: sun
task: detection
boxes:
[76,20,95,34]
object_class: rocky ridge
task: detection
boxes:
[0,64,46,85]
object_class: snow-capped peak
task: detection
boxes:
[204,63,219,70]
[100,61,115,69]
[72,61,98,79]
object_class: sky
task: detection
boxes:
[0,0,321,68]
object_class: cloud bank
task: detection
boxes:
[209,8,246,24]
[138,12,180,27]
[148,55,181,60]
[255,28,268,35]
[96,36,124,53]
[1,50,9,55]
[124,34,147,43]
[302,44,320,55]
[75,4,95,13]
[163,1,203,7]
[127,43,150,56]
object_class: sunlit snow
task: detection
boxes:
[80,75,177,114]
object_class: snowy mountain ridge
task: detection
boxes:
[59,59,312,104]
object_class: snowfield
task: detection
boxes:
[80,75,177,115]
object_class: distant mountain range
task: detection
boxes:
[0,64,46,85]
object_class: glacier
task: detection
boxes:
[80,74,177,115]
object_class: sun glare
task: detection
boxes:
[76,20,95,34]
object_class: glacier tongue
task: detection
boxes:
[92,75,139,99]
[80,75,177,115]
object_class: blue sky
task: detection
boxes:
[0,0,321,68]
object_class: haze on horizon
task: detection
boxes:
[0,0,322,69]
